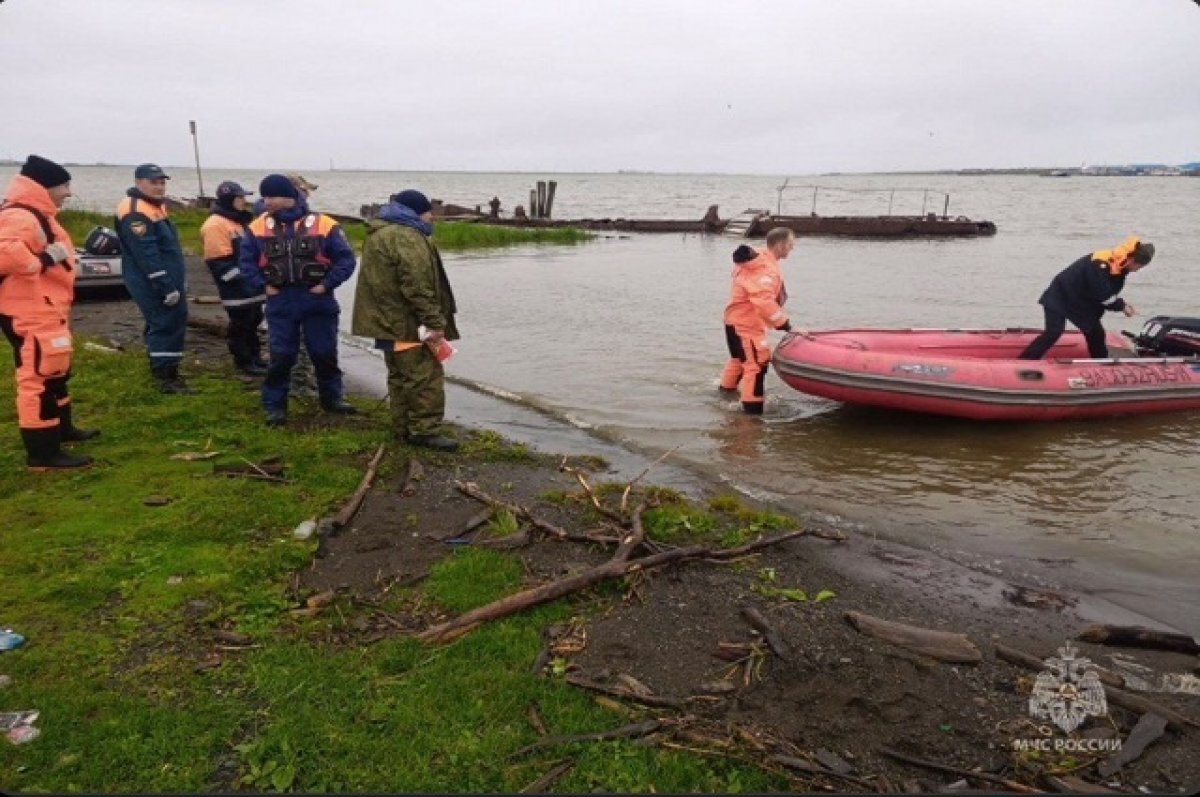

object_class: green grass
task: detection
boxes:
[59,209,592,255]
[0,345,785,793]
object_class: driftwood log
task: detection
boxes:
[1097,712,1168,777]
[331,444,386,530]
[1077,624,1200,656]
[993,642,1124,689]
[844,611,982,664]
[994,642,1198,733]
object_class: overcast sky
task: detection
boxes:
[2,0,1198,174]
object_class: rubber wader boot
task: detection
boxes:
[21,427,93,471]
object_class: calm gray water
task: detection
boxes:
[9,166,1199,630]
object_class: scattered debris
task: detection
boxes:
[170,450,222,461]
[740,606,792,663]
[879,746,1038,793]
[293,518,318,541]
[1,710,40,746]
[142,495,174,507]
[1003,584,1078,612]
[0,630,25,652]
[995,642,1199,732]
[510,719,662,757]
[1108,655,1200,695]
[213,459,288,483]
[519,759,575,794]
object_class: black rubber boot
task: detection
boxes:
[152,364,196,395]
[265,409,288,427]
[60,405,101,443]
[21,427,93,471]
[408,434,459,452]
[320,398,359,415]
[236,361,268,377]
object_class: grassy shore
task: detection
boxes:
[58,208,592,256]
[0,344,784,792]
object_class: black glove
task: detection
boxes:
[777,321,792,332]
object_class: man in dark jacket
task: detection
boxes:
[351,189,460,451]
[239,174,358,426]
[116,163,192,393]
[199,181,266,374]
[1019,236,1154,360]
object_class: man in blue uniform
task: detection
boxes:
[115,163,192,393]
[239,174,358,426]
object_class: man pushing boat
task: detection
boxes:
[1019,235,1155,360]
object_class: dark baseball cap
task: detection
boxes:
[215,180,251,198]
[134,163,170,180]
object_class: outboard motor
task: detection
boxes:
[83,226,121,256]
[1127,316,1200,357]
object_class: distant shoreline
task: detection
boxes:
[3,161,1197,178]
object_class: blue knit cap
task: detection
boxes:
[393,189,432,215]
[259,173,300,200]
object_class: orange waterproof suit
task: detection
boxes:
[719,248,789,413]
[0,175,77,431]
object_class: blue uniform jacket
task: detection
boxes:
[116,189,187,296]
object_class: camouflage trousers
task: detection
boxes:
[383,344,445,439]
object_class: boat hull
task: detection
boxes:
[772,329,1200,421]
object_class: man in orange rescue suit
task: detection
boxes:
[199,181,266,375]
[718,227,795,415]
[239,174,358,426]
[116,163,192,393]
[0,155,98,470]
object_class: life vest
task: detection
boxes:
[247,212,337,287]
[1091,235,1143,276]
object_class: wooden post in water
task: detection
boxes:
[529,189,537,219]
[189,120,206,198]
[536,181,547,219]
[545,181,557,219]
[810,186,819,215]
[942,194,950,218]
[887,190,895,216]
[921,189,929,216]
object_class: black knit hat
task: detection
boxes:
[732,244,757,264]
[393,189,432,216]
[20,154,72,189]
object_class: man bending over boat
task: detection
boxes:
[1019,236,1154,360]
[719,227,796,414]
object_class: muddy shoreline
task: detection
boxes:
[68,256,1200,794]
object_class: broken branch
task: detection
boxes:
[332,444,386,530]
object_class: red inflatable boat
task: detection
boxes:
[772,326,1200,421]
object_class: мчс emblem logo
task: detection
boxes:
[1029,642,1107,733]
